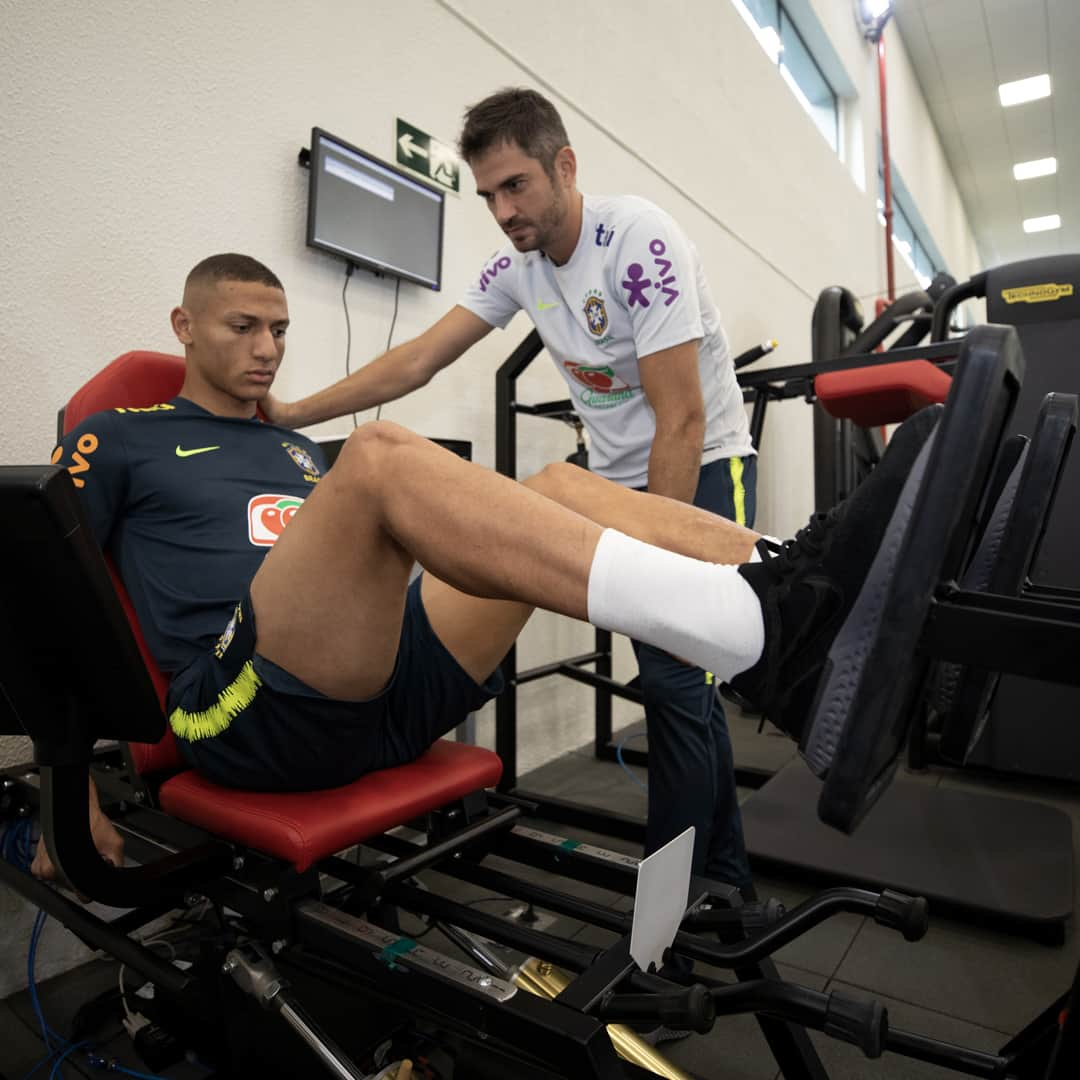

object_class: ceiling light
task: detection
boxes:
[855,0,892,41]
[998,75,1051,107]
[1013,157,1057,181]
[1023,214,1061,234]
[861,0,891,18]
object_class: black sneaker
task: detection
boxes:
[725,404,942,739]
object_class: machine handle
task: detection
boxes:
[597,984,715,1035]
[874,889,929,941]
[733,339,778,370]
[824,990,888,1059]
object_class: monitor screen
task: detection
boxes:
[307,127,445,290]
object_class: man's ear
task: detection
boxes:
[554,145,577,188]
[171,306,193,345]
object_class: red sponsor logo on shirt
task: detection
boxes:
[248,494,303,546]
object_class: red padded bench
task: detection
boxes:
[816,359,952,428]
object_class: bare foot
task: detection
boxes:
[31,778,124,886]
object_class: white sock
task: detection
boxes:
[586,529,764,680]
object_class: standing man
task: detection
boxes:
[269,89,757,892]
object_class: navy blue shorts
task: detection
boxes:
[168,576,503,791]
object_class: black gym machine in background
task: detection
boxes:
[913,255,1080,784]
[492,286,957,825]
[492,258,1080,943]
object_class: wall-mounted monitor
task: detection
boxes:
[306,127,445,290]
[315,434,471,469]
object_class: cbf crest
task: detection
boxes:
[282,442,321,483]
[583,289,609,337]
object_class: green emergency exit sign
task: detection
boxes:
[395,118,460,194]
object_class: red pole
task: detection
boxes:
[878,32,896,302]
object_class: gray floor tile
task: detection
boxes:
[519,752,652,821]
[661,1012,792,1080]
[774,962,829,991]
[835,911,1079,1034]
[937,767,1080,911]
[742,877,868,979]
[658,961,831,1080]
[728,706,800,776]
[937,768,1080,822]
[809,980,1009,1079]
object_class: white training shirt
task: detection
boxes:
[461,193,754,488]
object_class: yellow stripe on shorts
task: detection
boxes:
[169,660,262,742]
[729,456,747,527]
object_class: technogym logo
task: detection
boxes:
[1002,282,1074,304]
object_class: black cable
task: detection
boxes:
[342,263,358,430]
[404,895,511,941]
[375,277,401,422]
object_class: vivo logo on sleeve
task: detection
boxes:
[478,256,513,292]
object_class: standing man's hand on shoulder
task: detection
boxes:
[259,392,296,429]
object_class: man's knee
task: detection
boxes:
[522,460,586,501]
[334,420,414,486]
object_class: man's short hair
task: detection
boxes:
[458,88,570,177]
[185,253,283,294]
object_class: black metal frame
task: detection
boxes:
[491,320,961,819]
[911,254,1080,784]
[6,742,889,1079]
[11,743,1046,1078]
[492,330,774,837]
[5,427,1079,1075]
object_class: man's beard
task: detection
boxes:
[512,188,567,252]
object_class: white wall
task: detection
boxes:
[0,0,979,993]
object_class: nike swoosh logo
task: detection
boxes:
[175,445,221,458]
[537,300,560,311]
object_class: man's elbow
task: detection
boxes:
[656,410,707,442]
[399,345,441,392]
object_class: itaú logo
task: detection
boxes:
[248,494,304,546]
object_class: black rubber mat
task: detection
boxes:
[741,759,1073,940]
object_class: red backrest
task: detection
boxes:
[61,351,187,776]
[62,351,187,433]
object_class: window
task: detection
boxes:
[732,0,840,152]
[877,168,943,290]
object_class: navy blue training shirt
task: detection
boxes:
[53,397,326,674]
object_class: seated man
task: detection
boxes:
[35,253,935,878]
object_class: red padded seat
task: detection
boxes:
[816,360,951,427]
[63,351,187,426]
[159,741,503,871]
[62,351,505,872]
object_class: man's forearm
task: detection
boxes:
[646,423,705,503]
[284,338,432,429]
